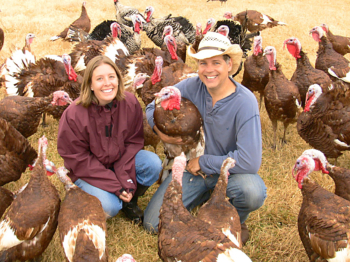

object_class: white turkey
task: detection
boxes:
[0,33,36,93]
[143,6,195,47]
[114,0,146,28]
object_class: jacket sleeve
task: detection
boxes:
[112,99,144,196]
[57,108,125,196]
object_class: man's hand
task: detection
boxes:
[119,191,133,202]
[186,157,205,178]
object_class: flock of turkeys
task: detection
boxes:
[0,0,350,261]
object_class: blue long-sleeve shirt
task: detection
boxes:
[146,76,262,175]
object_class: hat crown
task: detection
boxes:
[198,32,231,52]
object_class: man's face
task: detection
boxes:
[197,55,232,92]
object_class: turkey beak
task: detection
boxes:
[67,98,73,104]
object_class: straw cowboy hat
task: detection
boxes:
[188,31,243,75]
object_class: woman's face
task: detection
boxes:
[91,63,119,106]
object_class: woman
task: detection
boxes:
[57,55,161,223]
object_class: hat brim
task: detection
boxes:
[187,44,243,76]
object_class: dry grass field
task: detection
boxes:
[1,0,350,261]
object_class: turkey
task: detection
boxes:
[0,90,73,138]
[0,33,36,93]
[310,26,350,84]
[283,37,332,108]
[0,187,14,219]
[141,55,196,106]
[293,152,350,261]
[158,152,252,262]
[114,0,146,28]
[67,16,143,55]
[161,26,187,62]
[143,6,196,47]
[241,35,269,108]
[153,86,204,183]
[302,149,350,201]
[116,254,136,262]
[50,1,91,41]
[196,157,242,249]
[56,167,108,262]
[202,18,256,58]
[0,118,37,186]
[68,22,129,76]
[143,112,161,154]
[5,53,80,102]
[0,136,61,262]
[263,46,302,149]
[191,22,204,53]
[320,23,350,56]
[297,83,350,161]
[224,10,286,33]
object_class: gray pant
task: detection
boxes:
[143,171,267,233]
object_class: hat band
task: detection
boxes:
[198,46,226,52]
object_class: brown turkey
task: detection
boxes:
[0,187,14,219]
[320,23,350,56]
[161,26,187,62]
[50,1,91,41]
[293,151,350,261]
[56,167,108,262]
[0,118,37,186]
[263,46,302,149]
[0,90,73,138]
[283,37,332,108]
[0,136,61,262]
[241,35,269,108]
[297,84,350,161]
[196,157,242,249]
[224,10,286,33]
[153,86,204,183]
[140,55,196,106]
[158,152,252,262]
[302,149,350,201]
[310,26,350,84]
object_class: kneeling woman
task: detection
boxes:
[57,55,161,223]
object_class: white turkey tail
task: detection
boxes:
[328,66,350,83]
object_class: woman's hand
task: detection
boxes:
[154,125,186,145]
[119,191,133,202]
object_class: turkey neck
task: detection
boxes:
[317,36,334,56]
[296,50,313,69]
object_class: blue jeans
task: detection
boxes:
[143,171,267,233]
[74,150,161,218]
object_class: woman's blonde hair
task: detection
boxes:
[77,55,125,107]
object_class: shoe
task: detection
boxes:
[121,183,150,224]
[121,199,144,224]
[241,222,250,245]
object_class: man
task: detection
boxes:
[143,32,267,245]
